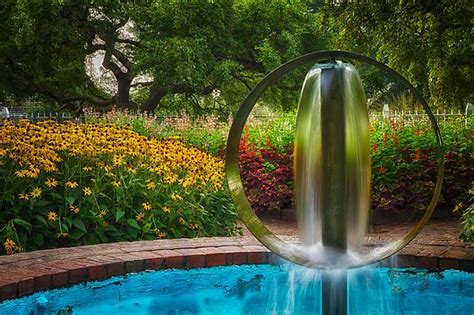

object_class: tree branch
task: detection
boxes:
[117,38,140,46]
[112,48,132,71]
[102,49,125,77]
[130,81,154,88]
[232,73,253,91]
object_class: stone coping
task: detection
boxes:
[0,233,472,302]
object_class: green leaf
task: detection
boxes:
[73,218,87,233]
[34,215,48,227]
[61,223,69,232]
[33,233,44,247]
[115,210,125,222]
[13,218,32,233]
[126,219,140,230]
[34,200,49,207]
[66,196,76,205]
[69,229,85,240]
[50,192,63,200]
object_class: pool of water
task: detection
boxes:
[0,264,472,314]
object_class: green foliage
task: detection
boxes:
[0,0,328,114]
[460,194,473,242]
[320,1,473,111]
[0,0,109,105]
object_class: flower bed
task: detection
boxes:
[0,120,237,255]
[238,116,473,233]
[80,109,473,240]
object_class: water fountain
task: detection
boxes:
[225,51,444,314]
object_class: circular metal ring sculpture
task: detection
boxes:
[225,50,444,269]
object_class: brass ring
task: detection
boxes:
[225,50,444,269]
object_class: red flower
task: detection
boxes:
[414,148,422,161]
[372,143,379,153]
[378,166,385,174]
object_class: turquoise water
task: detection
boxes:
[0,264,472,314]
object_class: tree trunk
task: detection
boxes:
[142,86,167,113]
[115,75,132,109]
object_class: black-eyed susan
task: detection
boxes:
[56,232,69,238]
[98,210,107,218]
[189,223,199,230]
[65,181,79,188]
[69,205,80,214]
[30,187,42,198]
[45,178,58,188]
[112,180,121,188]
[82,187,92,196]
[18,193,29,201]
[3,239,16,255]
[146,180,156,190]
[162,206,171,213]
[171,193,182,201]
[48,211,58,221]
[136,212,145,222]
[142,202,152,211]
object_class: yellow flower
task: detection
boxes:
[30,187,42,198]
[18,193,29,201]
[142,202,152,211]
[56,232,69,238]
[162,206,171,213]
[69,205,80,214]
[453,202,464,213]
[146,180,156,190]
[48,211,58,221]
[82,187,92,196]
[178,217,186,225]
[0,120,226,198]
[65,181,79,188]
[136,212,145,222]
[171,193,183,201]
[113,155,125,166]
[98,210,107,218]
[157,232,167,239]
[15,170,27,178]
[45,178,58,188]
[112,180,121,188]
[189,223,199,230]
[3,239,16,255]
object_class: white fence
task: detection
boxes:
[0,107,74,122]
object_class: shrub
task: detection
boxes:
[458,189,474,242]
[0,120,237,255]
[239,115,473,227]
[239,128,293,216]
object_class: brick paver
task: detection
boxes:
[0,218,472,301]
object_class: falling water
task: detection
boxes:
[292,61,371,314]
[294,60,371,254]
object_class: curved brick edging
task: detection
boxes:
[1,218,473,303]
[0,239,274,302]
